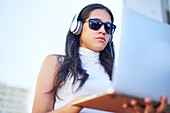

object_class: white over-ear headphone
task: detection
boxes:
[70,5,114,43]
[70,9,83,35]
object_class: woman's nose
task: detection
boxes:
[98,25,106,35]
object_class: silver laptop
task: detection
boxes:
[112,7,170,104]
[73,8,170,112]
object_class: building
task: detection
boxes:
[0,83,29,113]
[123,0,170,25]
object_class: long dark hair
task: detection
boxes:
[51,3,115,99]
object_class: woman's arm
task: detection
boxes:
[32,55,83,113]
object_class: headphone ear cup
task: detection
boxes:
[74,20,83,35]
[70,13,83,35]
[70,20,83,35]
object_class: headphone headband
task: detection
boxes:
[70,9,83,35]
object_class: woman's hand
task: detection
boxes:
[122,96,168,113]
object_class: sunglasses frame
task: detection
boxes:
[85,18,116,34]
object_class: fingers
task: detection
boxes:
[122,99,143,113]
[122,97,168,113]
[144,98,154,113]
[123,102,137,113]
[122,103,134,113]
[130,99,143,113]
[155,96,167,113]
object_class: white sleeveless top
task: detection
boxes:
[54,47,113,113]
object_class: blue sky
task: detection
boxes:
[0,0,123,112]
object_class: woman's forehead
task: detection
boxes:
[88,9,112,23]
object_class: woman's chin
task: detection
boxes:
[91,46,106,52]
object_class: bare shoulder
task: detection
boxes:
[36,54,65,92]
[41,54,64,71]
[43,54,64,66]
[32,54,65,112]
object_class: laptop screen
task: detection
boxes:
[112,8,170,104]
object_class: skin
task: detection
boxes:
[32,8,168,113]
[122,96,167,113]
[80,9,111,52]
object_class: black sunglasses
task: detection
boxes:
[85,18,116,34]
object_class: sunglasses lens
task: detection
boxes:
[88,19,116,34]
[104,23,116,34]
[89,19,102,30]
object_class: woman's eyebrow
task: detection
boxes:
[89,17,112,23]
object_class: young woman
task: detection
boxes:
[32,3,167,113]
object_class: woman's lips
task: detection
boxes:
[96,37,105,42]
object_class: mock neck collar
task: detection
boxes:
[79,47,100,63]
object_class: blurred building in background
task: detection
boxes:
[162,0,170,24]
[123,0,170,25]
[0,83,29,113]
